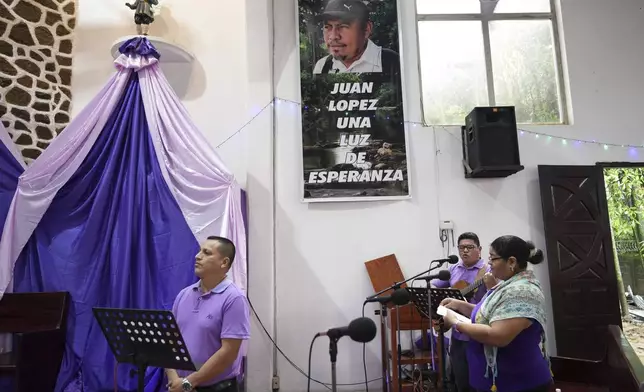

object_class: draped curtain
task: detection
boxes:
[0,38,247,392]
[0,122,25,390]
[0,121,24,240]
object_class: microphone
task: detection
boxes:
[432,255,459,265]
[420,270,451,282]
[316,317,377,343]
[364,288,410,306]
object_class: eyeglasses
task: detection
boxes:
[489,256,503,262]
[458,245,477,251]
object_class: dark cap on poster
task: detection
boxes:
[319,0,370,23]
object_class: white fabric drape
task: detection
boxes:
[138,65,248,292]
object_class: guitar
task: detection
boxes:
[431,268,488,330]
[450,266,489,300]
[451,277,485,300]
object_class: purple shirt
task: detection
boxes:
[431,259,490,341]
[467,291,552,392]
[172,279,250,386]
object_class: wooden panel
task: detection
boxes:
[388,308,441,392]
[550,325,644,392]
[0,292,70,333]
[606,325,644,391]
[365,255,428,324]
[0,352,16,373]
[0,292,70,392]
[367,255,440,392]
[365,254,407,296]
[538,165,621,360]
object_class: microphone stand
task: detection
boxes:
[395,304,403,392]
[438,319,447,391]
[329,337,339,392]
[427,284,436,375]
[379,303,392,392]
[426,284,447,391]
[366,261,450,392]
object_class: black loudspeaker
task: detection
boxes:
[461,106,525,179]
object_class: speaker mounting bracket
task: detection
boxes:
[463,164,525,179]
[462,160,474,176]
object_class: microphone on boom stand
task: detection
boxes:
[310,317,377,392]
[364,287,411,306]
[418,269,451,282]
[315,317,377,342]
[432,255,459,267]
[363,287,411,392]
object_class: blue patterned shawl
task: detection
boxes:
[474,270,549,391]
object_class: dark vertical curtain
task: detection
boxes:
[12,73,200,392]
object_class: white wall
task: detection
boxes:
[68,0,644,391]
[271,0,644,391]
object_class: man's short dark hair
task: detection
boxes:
[207,236,236,265]
[458,232,480,247]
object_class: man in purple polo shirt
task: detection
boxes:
[431,232,496,392]
[166,236,250,392]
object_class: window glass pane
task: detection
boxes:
[418,21,488,125]
[490,20,562,124]
[493,0,551,13]
[416,0,480,15]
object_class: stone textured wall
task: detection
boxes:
[0,0,76,163]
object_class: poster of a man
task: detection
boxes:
[298,0,409,202]
[312,0,400,75]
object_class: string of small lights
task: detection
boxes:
[216,97,644,153]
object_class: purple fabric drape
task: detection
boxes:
[0,122,24,237]
[0,122,26,172]
[13,72,200,391]
[0,122,24,359]
[0,72,130,298]
[2,37,249,391]
[138,56,247,292]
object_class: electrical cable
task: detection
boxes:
[362,301,369,392]
[433,127,447,260]
[307,334,319,392]
[439,229,449,252]
[410,283,418,392]
[247,296,383,389]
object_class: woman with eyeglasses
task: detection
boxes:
[440,235,553,392]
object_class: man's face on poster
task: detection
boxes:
[323,18,372,61]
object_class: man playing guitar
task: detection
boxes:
[430,232,497,392]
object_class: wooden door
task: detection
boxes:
[538,165,622,360]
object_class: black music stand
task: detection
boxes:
[92,307,196,392]
[429,288,465,317]
[407,287,465,391]
[406,287,464,319]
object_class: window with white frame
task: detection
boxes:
[416,0,566,125]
